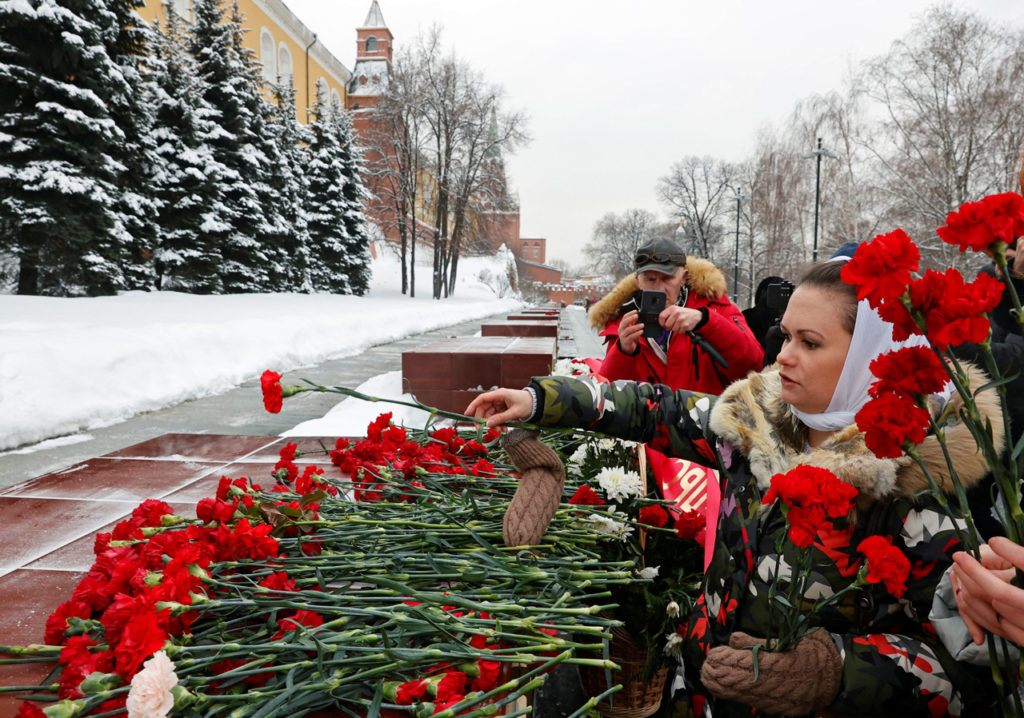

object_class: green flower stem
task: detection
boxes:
[563,685,622,718]
[0,645,62,656]
[906,443,981,555]
[294,380,532,432]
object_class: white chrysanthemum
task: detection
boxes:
[568,444,589,466]
[594,466,645,503]
[636,566,659,580]
[552,358,578,376]
[666,601,680,617]
[586,512,634,541]
[664,631,683,658]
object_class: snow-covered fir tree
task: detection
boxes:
[304,93,353,293]
[104,0,162,290]
[227,1,292,293]
[332,99,372,296]
[149,4,227,293]
[268,82,313,292]
[0,0,127,295]
[189,0,269,292]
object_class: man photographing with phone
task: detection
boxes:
[588,237,764,394]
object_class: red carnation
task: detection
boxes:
[762,466,858,548]
[937,192,1024,254]
[435,671,468,702]
[114,609,168,679]
[568,485,605,506]
[856,393,930,459]
[857,535,911,597]
[261,370,283,413]
[638,504,671,528]
[472,659,502,691]
[869,346,949,400]
[395,678,429,705]
[840,229,919,309]
[279,442,298,460]
[16,703,46,718]
[674,509,706,541]
[45,600,92,646]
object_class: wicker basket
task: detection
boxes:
[579,626,670,718]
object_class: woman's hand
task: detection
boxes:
[660,305,703,334]
[951,536,1024,646]
[617,310,644,354]
[465,389,533,428]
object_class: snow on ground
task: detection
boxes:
[0,244,524,451]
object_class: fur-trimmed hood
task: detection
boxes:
[587,257,727,330]
[708,363,1003,504]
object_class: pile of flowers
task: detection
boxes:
[558,433,705,674]
[2,416,638,717]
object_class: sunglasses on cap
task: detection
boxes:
[634,252,685,267]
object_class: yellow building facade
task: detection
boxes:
[138,0,351,124]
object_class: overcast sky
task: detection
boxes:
[283,0,1021,266]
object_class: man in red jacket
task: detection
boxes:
[588,237,763,394]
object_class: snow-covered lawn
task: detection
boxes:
[0,246,524,451]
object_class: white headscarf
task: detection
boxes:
[789,258,943,432]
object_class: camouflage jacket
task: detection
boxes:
[529,366,1002,717]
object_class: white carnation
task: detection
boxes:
[127,650,178,718]
[636,566,659,579]
[586,511,634,541]
[594,466,645,503]
[664,631,683,658]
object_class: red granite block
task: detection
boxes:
[506,314,560,322]
[481,320,558,337]
[0,569,83,714]
[1,458,220,502]
[244,437,342,463]
[105,433,276,461]
[25,501,195,573]
[500,338,556,387]
[450,348,502,390]
[0,496,142,571]
[401,350,451,385]
[405,388,455,413]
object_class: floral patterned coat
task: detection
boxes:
[527,367,1002,717]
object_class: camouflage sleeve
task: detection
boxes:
[829,502,995,716]
[528,375,719,466]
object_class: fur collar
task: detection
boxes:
[587,257,727,330]
[708,364,1003,504]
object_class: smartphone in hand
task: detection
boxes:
[638,290,667,338]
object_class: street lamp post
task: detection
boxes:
[733,186,748,303]
[804,137,838,262]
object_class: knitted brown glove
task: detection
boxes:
[501,429,565,547]
[700,630,842,716]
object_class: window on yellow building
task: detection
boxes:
[278,44,293,86]
[331,89,342,108]
[260,29,276,84]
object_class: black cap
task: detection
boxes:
[634,237,686,275]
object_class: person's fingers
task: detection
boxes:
[950,567,986,645]
[465,393,499,417]
[953,553,1013,638]
[619,311,638,329]
[990,598,1024,646]
[989,536,1024,571]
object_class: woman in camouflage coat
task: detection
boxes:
[468,262,1001,717]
